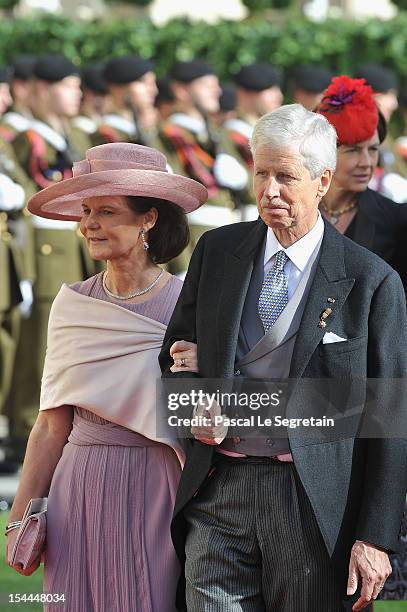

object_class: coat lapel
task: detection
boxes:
[216,220,267,376]
[289,221,355,379]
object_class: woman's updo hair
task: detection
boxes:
[127,196,189,264]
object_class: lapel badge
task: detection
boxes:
[318,307,332,329]
[327,297,336,303]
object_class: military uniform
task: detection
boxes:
[8,55,95,440]
[0,64,36,438]
[0,55,36,144]
[221,114,256,219]
[92,56,159,149]
[159,61,249,276]
[220,63,284,222]
[0,137,35,467]
[72,63,109,142]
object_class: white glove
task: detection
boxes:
[213,153,249,191]
[0,173,25,212]
[19,280,34,319]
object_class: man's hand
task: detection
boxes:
[191,395,228,445]
[347,540,392,610]
[170,340,199,373]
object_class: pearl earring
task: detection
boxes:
[140,228,149,251]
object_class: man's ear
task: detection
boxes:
[317,168,333,198]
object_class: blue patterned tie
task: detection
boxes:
[258,250,289,332]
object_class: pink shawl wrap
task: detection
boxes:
[40,284,185,465]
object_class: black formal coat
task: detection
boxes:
[159,219,407,610]
[346,188,407,291]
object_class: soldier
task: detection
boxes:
[155,77,176,122]
[0,65,37,470]
[160,60,248,275]
[355,64,407,202]
[291,65,332,111]
[72,63,111,137]
[1,55,36,141]
[210,83,237,128]
[9,54,94,446]
[222,63,284,220]
[95,55,158,146]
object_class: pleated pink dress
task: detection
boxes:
[43,272,183,612]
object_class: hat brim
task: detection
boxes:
[27,169,208,221]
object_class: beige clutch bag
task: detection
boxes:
[9,498,47,570]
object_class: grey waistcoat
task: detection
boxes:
[221,239,320,456]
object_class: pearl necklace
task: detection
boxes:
[320,200,357,225]
[102,269,164,300]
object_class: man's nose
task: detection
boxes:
[264,176,280,198]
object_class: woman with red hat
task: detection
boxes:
[5,142,207,611]
[316,75,407,291]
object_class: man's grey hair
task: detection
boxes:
[250,104,337,178]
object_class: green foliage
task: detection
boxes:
[241,0,291,12]
[0,14,406,83]
[391,0,407,10]
[0,0,19,9]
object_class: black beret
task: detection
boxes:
[292,65,332,93]
[81,63,108,95]
[156,77,175,103]
[170,60,215,83]
[12,55,36,80]
[219,83,236,112]
[103,55,154,85]
[34,54,80,82]
[0,65,13,84]
[234,63,281,91]
[354,64,398,93]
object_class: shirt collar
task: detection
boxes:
[263,213,324,272]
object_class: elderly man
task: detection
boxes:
[160,104,407,611]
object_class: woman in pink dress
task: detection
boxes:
[6,143,207,611]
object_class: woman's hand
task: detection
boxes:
[170,340,199,373]
[191,395,228,445]
[6,528,41,576]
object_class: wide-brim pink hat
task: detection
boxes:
[27,142,208,221]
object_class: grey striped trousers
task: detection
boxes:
[184,455,349,611]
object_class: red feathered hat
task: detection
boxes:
[316,75,379,145]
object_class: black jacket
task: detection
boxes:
[346,188,407,291]
[159,219,407,610]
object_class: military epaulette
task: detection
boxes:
[162,123,219,198]
[26,130,71,189]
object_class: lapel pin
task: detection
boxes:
[327,297,336,303]
[318,307,332,329]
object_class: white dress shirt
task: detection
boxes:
[263,213,325,299]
